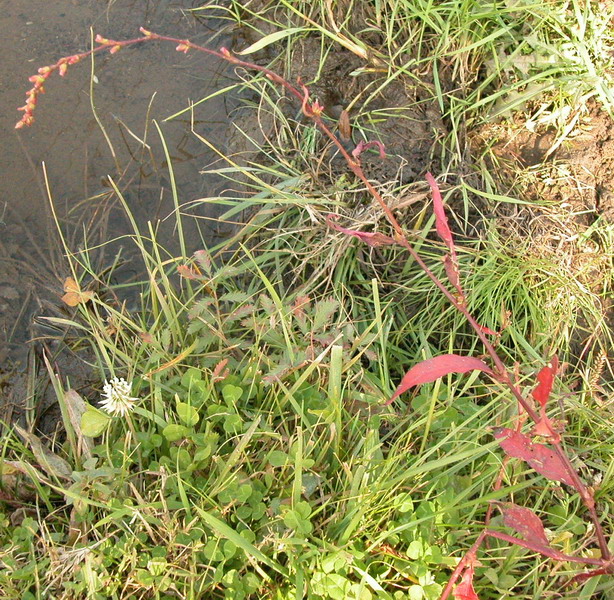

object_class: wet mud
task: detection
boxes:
[1,0,234,365]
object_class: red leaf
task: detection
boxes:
[454,565,479,600]
[531,414,561,443]
[532,356,558,408]
[494,428,575,487]
[326,214,395,247]
[426,172,455,254]
[476,323,498,336]
[387,354,493,404]
[485,528,597,564]
[352,139,386,160]
[498,503,550,547]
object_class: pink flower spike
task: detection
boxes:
[110,45,121,54]
[139,27,153,37]
[59,63,68,77]
[176,43,190,54]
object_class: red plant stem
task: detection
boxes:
[321,117,610,560]
[484,530,605,566]
[292,40,612,563]
[440,528,609,600]
[139,26,612,573]
[17,26,611,576]
[570,564,614,584]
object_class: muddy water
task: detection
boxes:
[1,0,235,364]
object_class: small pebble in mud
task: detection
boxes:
[0,286,20,301]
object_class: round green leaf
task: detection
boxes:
[222,384,243,404]
[268,450,289,467]
[81,407,111,437]
[162,424,190,442]
[176,401,200,427]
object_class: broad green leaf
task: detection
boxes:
[81,407,112,438]
[173,447,192,470]
[176,401,199,427]
[222,384,244,404]
[409,584,424,600]
[162,424,190,442]
[268,450,289,467]
[223,414,243,434]
[181,367,202,387]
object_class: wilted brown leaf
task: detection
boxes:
[14,424,73,480]
[338,109,351,142]
[61,277,94,307]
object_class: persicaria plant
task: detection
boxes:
[16,28,613,599]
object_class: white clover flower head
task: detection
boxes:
[100,377,137,417]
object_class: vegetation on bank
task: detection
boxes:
[2,1,614,598]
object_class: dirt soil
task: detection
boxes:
[488,102,614,224]
[228,32,447,189]
[483,103,614,370]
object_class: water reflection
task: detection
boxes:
[1,0,235,363]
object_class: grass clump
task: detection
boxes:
[0,227,505,599]
[3,0,614,599]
